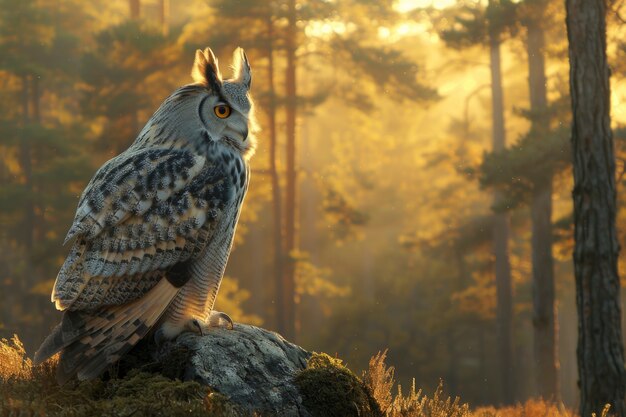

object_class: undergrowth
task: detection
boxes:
[1,335,576,417]
[362,350,574,417]
[0,335,240,417]
[363,350,470,417]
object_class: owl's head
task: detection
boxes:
[191,47,258,158]
[137,47,257,159]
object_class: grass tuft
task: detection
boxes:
[364,350,469,417]
[0,334,32,380]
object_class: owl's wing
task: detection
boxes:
[52,147,232,311]
[65,147,206,243]
[37,147,243,381]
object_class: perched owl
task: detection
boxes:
[34,47,257,383]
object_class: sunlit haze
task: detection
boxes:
[1,1,625,415]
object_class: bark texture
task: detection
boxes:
[566,0,626,415]
[526,14,559,400]
[488,15,515,404]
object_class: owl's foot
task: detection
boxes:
[208,311,235,330]
[185,311,234,336]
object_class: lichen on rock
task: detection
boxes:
[159,324,312,415]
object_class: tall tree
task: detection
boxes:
[266,11,285,339]
[487,0,515,404]
[479,0,571,398]
[566,0,626,415]
[129,0,140,20]
[441,0,517,403]
[282,0,298,341]
[523,0,559,400]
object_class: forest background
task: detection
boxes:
[2,0,626,408]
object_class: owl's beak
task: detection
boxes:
[241,126,249,142]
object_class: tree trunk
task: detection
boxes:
[282,0,297,341]
[129,0,140,20]
[158,0,169,35]
[266,15,285,333]
[31,75,45,242]
[20,75,34,252]
[566,0,626,415]
[526,14,559,400]
[488,9,515,404]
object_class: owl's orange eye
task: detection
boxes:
[214,105,231,119]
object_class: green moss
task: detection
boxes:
[295,353,383,417]
[2,369,242,417]
[0,336,242,417]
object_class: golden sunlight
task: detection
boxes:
[2,0,625,416]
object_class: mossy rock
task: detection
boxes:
[295,353,383,417]
[1,369,242,417]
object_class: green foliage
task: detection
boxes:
[81,21,177,153]
[480,125,570,211]
[295,352,383,417]
[440,0,519,48]
[332,38,439,104]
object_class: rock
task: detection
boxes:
[155,324,312,416]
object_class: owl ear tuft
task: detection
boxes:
[192,47,222,90]
[232,47,251,89]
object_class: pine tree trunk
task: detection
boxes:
[488,12,515,404]
[566,0,626,415]
[31,75,45,242]
[282,0,297,341]
[266,15,285,333]
[19,74,37,351]
[158,0,169,34]
[20,75,34,251]
[526,15,559,400]
[129,0,140,20]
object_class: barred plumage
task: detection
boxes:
[34,47,257,383]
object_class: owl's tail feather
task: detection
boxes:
[34,279,179,384]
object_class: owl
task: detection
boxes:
[34,47,257,383]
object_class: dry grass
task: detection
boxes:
[474,400,576,417]
[364,350,471,417]
[363,350,576,417]
[0,335,33,379]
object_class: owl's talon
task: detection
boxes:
[209,311,234,330]
[191,318,204,336]
[184,313,234,337]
